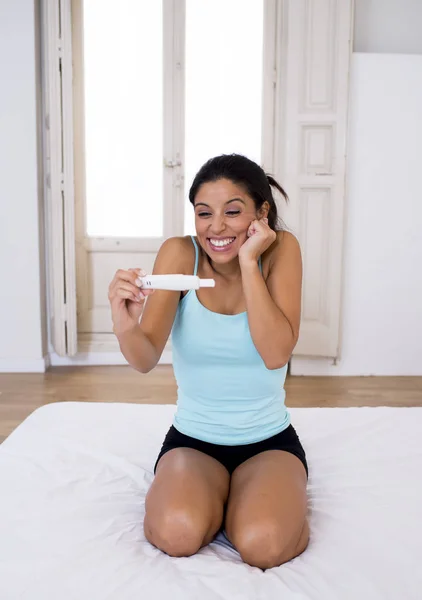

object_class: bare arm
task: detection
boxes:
[111,237,192,373]
[241,231,302,370]
[115,323,158,374]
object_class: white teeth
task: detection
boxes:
[209,237,235,247]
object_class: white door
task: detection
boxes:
[72,0,181,355]
[277,0,354,358]
[71,0,266,355]
[45,0,353,362]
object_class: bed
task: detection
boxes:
[0,402,421,600]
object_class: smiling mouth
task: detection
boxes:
[207,237,236,252]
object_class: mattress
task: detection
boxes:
[0,402,421,600]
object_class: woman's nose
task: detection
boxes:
[210,215,226,234]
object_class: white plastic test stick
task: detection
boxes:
[139,274,215,291]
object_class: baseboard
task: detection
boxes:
[290,358,345,376]
[0,356,49,373]
[49,348,173,367]
[290,357,422,376]
[44,353,51,369]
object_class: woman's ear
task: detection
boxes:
[258,201,270,220]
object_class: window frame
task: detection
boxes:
[43,0,279,358]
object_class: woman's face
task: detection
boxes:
[193,178,262,263]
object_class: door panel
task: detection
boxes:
[275,0,353,358]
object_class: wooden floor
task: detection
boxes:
[1,366,421,443]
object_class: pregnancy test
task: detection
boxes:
[139,274,215,291]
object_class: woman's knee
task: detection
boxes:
[144,508,208,558]
[232,519,309,570]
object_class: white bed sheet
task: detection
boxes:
[0,402,421,600]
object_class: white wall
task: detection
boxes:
[291,53,422,376]
[354,0,422,55]
[1,6,421,376]
[0,0,47,372]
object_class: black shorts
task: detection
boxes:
[154,424,308,477]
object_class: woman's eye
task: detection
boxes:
[196,210,240,218]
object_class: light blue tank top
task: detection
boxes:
[171,236,290,445]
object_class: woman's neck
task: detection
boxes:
[208,257,242,282]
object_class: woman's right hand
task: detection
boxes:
[108,268,154,335]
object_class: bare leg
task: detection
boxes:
[144,448,230,557]
[225,450,309,569]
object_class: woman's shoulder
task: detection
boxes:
[156,236,196,274]
[265,229,300,255]
[265,230,301,269]
[275,230,300,250]
[159,235,195,253]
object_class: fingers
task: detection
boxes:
[108,268,154,304]
[109,268,148,292]
[119,282,146,303]
[128,268,154,296]
[116,289,143,303]
[109,284,143,304]
[247,221,257,237]
[108,269,139,296]
[248,218,269,235]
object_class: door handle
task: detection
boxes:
[164,159,182,168]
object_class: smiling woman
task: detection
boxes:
[109,153,307,569]
[189,154,288,264]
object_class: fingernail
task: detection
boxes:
[136,278,142,287]
[138,292,145,300]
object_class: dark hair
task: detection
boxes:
[188,154,288,230]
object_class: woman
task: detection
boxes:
[108,154,309,570]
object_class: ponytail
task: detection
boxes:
[266,174,289,231]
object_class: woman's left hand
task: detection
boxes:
[238,218,276,266]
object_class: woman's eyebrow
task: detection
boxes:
[194,198,246,208]
[226,198,246,206]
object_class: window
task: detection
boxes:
[80,0,263,238]
[184,0,264,233]
[83,0,163,238]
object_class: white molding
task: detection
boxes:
[290,357,422,377]
[71,0,89,339]
[163,0,186,238]
[60,0,78,355]
[261,0,277,173]
[0,357,49,374]
[84,237,164,253]
[41,0,77,357]
[46,334,174,366]
[49,349,173,367]
[76,334,172,354]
